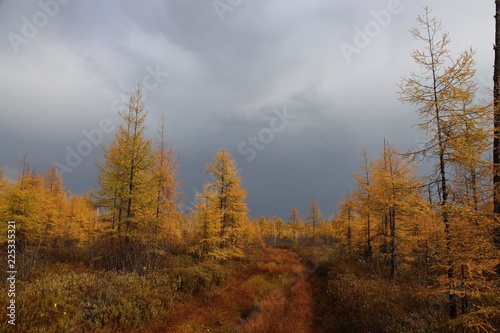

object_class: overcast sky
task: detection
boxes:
[0,0,494,219]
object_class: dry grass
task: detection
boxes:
[10,246,317,332]
[149,246,314,333]
[239,277,313,333]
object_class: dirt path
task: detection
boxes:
[146,247,315,333]
[238,247,313,333]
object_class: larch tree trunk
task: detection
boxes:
[493,0,500,241]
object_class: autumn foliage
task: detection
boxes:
[1,7,500,332]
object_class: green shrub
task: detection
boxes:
[172,261,226,294]
[200,260,226,286]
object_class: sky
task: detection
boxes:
[0,0,495,219]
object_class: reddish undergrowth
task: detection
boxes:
[138,246,314,333]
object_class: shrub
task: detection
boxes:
[309,258,445,333]
[0,268,176,332]
[240,274,273,299]
[172,261,226,295]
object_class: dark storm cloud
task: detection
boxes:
[0,0,494,218]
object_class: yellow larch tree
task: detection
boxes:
[399,7,476,319]
[191,189,221,259]
[372,142,426,280]
[151,111,181,248]
[194,148,248,260]
[41,164,69,243]
[287,205,302,244]
[94,85,158,271]
[399,7,498,325]
[95,85,155,233]
[335,194,358,255]
[2,152,47,278]
[306,197,322,241]
[353,148,374,260]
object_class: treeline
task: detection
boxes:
[0,157,95,278]
[0,85,262,277]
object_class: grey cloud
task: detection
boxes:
[0,0,494,218]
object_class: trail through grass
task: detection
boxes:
[144,246,314,333]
